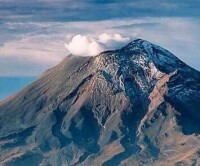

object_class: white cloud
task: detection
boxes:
[64,34,104,56]
[65,33,131,56]
[99,33,130,43]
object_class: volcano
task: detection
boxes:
[0,39,200,166]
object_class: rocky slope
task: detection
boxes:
[0,39,200,166]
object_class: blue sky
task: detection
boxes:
[0,77,36,101]
[0,0,200,99]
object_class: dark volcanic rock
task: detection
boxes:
[0,39,200,166]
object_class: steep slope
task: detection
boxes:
[0,39,200,166]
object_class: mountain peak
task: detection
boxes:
[0,39,200,166]
[95,38,181,81]
[122,38,154,50]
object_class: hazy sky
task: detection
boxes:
[0,0,200,77]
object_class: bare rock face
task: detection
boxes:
[0,39,200,166]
